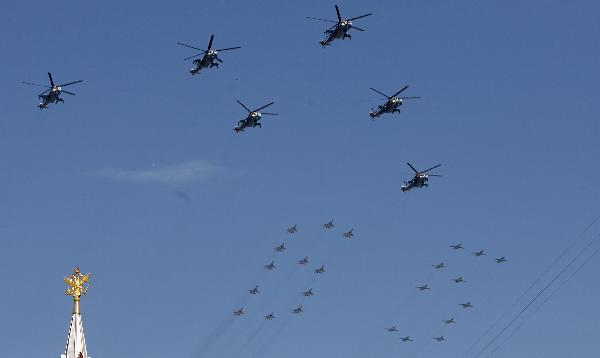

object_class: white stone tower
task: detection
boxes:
[61,267,92,358]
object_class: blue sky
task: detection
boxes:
[1,1,599,357]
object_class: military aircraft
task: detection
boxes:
[434,336,446,342]
[314,265,326,274]
[264,313,275,320]
[433,262,447,269]
[453,277,466,284]
[496,256,507,263]
[369,85,420,119]
[233,100,278,133]
[401,336,413,342]
[443,318,456,324]
[274,243,286,252]
[297,256,309,265]
[386,326,398,332]
[307,5,372,46]
[248,286,260,295]
[473,250,486,257]
[401,163,442,192]
[460,302,473,309]
[343,229,354,238]
[287,225,298,234]
[22,72,83,109]
[177,35,240,75]
[265,261,276,270]
[416,284,430,291]
[292,305,303,314]
[302,289,314,297]
[322,219,335,230]
[233,308,245,316]
[450,243,464,250]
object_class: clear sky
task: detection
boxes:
[1,1,599,358]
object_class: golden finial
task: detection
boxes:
[64,267,91,314]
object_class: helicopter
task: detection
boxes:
[233,100,278,133]
[307,5,372,47]
[22,72,83,109]
[401,163,442,192]
[369,85,420,119]
[177,35,240,75]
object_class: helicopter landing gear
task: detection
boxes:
[343,33,352,40]
[57,98,64,104]
[210,62,219,69]
[393,109,401,114]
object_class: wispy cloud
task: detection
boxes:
[92,160,222,184]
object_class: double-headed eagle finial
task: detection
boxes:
[64,267,91,314]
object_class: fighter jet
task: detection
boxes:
[401,336,413,342]
[453,277,466,284]
[473,250,486,257]
[297,256,309,265]
[443,318,456,324]
[434,336,446,342]
[287,225,298,234]
[416,284,430,291]
[302,289,314,297]
[265,261,276,270]
[460,302,473,309]
[274,243,286,252]
[386,326,398,332]
[314,265,326,274]
[322,219,335,230]
[264,313,275,320]
[233,308,245,316]
[496,256,507,263]
[343,229,354,238]
[433,262,447,269]
[450,243,464,250]
[292,305,303,314]
[248,286,260,295]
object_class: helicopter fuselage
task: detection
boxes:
[234,112,262,133]
[370,98,402,118]
[38,88,63,109]
[321,21,353,46]
[190,51,219,75]
[401,174,429,192]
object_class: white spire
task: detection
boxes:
[61,267,92,358]
[61,313,90,358]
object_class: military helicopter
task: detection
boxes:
[22,72,83,109]
[307,5,372,46]
[401,163,442,192]
[264,313,275,320]
[369,85,420,119]
[177,35,240,75]
[233,100,278,133]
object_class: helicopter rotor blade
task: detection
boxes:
[215,57,223,63]
[260,112,279,116]
[48,72,55,87]
[207,35,214,51]
[391,86,409,98]
[400,96,421,100]
[306,16,337,23]
[61,90,76,95]
[348,13,372,21]
[177,42,206,52]
[184,53,204,61]
[427,174,442,177]
[406,162,419,174]
[254,102,274,112]
[58,80,83,87]
[38,89,51,96]
[236,100,252,113]
[369,88,389,98]
[421,164,441,174]
[350,26,365,31]
[335,5,342,22]
[21,81,50,88]
[216,46,241,52]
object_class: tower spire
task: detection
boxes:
[61,267,92,358]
